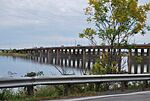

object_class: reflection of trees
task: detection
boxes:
[53,65,75,75]
[8,55,78,76]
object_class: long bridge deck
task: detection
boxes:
[17,44,150,74]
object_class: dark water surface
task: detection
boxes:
[0,56,82,77]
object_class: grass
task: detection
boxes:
[0,82,149,101]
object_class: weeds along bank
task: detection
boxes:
[0,81,149,101]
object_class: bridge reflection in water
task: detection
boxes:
[17,44,150,74]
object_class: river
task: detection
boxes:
[0,56,82,77]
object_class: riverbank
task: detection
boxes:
[0,52,28,57]
[0,83,149,101]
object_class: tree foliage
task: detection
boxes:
[79,0,150,74]
[92,56,117,75]
[25,71,44,77]
[80,0,150,45]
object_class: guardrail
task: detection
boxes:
[0,74,150,95]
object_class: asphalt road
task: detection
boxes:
[49,91,150,101]
[81,92,150,101]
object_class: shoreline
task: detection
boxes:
[0,52,28,57]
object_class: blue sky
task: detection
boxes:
[0,0,149,49]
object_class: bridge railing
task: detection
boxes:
[0,74,150,95]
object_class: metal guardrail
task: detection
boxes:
[0,74,150,88]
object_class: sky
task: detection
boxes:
[0,0,149,49]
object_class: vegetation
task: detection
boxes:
[0,72,149,101]
[92,54,117,75]
[25,71,44,77]
[0,49,28,57]
[79,0,150,73]
[0,0,150,100]
[80,0,150,46]
[0,52,28,57]
[0,82,149,101]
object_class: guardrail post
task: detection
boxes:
[144,80,148,89]
[63,84,71,96]
[95,83,101,92]
[121,81,128,91]
[26,85,34,96]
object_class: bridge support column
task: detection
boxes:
[135,49,138,56]
[88,48,91,55]
[61,58,63,66]
[68,59,71,67]
[47,49,51,64]
[134,64,138,74]
[65,59,67,67]
[73,49,75,54]
[54,57,57,65]
[77,49,79,54]
[147,49,150,56]
[73,59,75,68]
[128,49,132,74]
[141,49,144,56]
[93,48,95,55]
[77,59,80,68]
[87,60,91,69]
[141,64,144,74]
[148,64,150,73]
[97,48,100,56]
[39,50,43,63]
[118,49,121,72]
[82,49,86,68]
[56,49,59,65]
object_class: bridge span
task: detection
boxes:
[17,44,150,74]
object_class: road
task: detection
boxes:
[48,91,150,101]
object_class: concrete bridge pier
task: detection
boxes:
[82,49,86,69]
[73,59,76,68]
[147,49,150,56]
[141,64,144,74]
[60,58,63,67]
[77,59,80,68]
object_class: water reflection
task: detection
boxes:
[0,56,83,77]
[0,48,149,77]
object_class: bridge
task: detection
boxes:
[17,44,150,74]
[1,45,150,100]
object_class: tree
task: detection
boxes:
[79,0,150,73]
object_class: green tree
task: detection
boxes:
[80,0,150,73]
[25,71,44,77]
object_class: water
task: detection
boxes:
[0,54,148,77]
[0,56,82,77]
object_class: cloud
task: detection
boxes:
[0,0,149,49]
[0,0,87,27]
[0,33,89,49]
[0,0,89,49]
[0,0,149,27]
